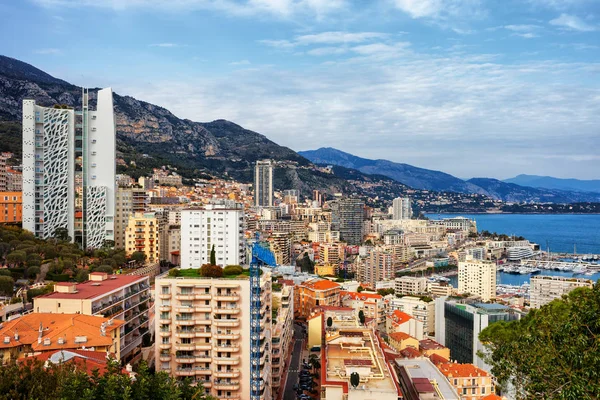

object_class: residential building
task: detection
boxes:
[458,259,496,302]
[115,187,148,249]
[295,278,341,319]
[438,362,495,400]
[0,153,8,191]
[388,331,419,352]
[254,160,273,207]
[330,198,364,245]
[0,192,22,223]
[33,273,150,361]
[395,358,460,400]
[159,224,181,263]
[125,212,159,263]
[271,285,294,398]
[180,203,245,269]
[25,349,134,376]
[389,296,435,336]
[22,88,116,249]
[340,291,387,324]
[392,197,412,220]
[358,248,394,289]
[430,217,477,233]
[154,269,273,400]
[6,168,22,192]
[530,276,593,309]
[418,338,450,360]
[395,276,428,296]
[0,301,25,323]
[268,232,291,265]
[306,306,356,349]
[386,310,424,340]
[428,281,454,297]
[435,299,520,370]
[0,313,123,364]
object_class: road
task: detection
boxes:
[282,324,305,400]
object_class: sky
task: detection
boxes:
[1,0,599,180]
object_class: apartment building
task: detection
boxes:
[155,269,273,400]
[340,291,387,325]
[268,232,291,265]
[395,276,428,296]
[271,285,294,398]
[125,212,159,263]
[458,258,497,302]
[33,272,150,361]
[159,225,181,263]
[438,363,495,400]
[115,187,148,249]
[392,196,412,220]
[530,276,593,309]
[428,280,454,297]
[386,310,424,340]
[295,278,341,319]
[389,296,435,336]
[388,331,419,352]
[358,249,393,288]
[180,203,245,268]
[254,160,273,207]
[0,313,123,363]
[329,198,364,245]
[0,192,22,223]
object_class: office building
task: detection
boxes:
[115,187,148,249]
[458,259,497,302]
[392,197,412,220]
[254,160,273,207]
[125,212,159,263]
[22,88,116,249]
[435,299,520,369]
[33,272,151,361]
[0,192,22,223]
[530,276,593,309]
[155,269,273,400]
[180,203,245,268]
[330,198,364,245]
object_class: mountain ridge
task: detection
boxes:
[504,174,600,194]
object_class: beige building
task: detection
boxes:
[388,331,419,352]
[386,310,424,340]
[115,187,148,249]
[358,249,394,289]
[438,362,495,399]
[155,269,273,400]
[159,224,181,263]
[33,273,151,361]
[428,280,454,297]
[458,258,497,301]
[295,278,341,319]
[340,291,387,325]
[395,276,428,296]
[389,296,435,336]
[530,276,593,309]
[125,212,159,263]
[271,285,294,397]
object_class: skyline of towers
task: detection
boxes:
[254,160,273,208]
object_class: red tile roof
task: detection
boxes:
[340,291,382,301]
[481,395,503,400]
[419,338,446,351]
[38,275,147,300]
[399,346,421,359]
[25,350,121,375]
[389,332,413,342]
[438,362,489,378]
[389,310,413,325]
[302,279,341,291]
[428,353,449,365]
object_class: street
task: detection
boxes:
[282,324,305,400]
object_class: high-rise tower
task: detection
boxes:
[22,88,116,249]
[392,197,412,220]
[254,160,273,207]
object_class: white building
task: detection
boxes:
[180,203,245,268]
[458,258,497,301]
[388,296,435,336]
[254,160,273,207]
[395,276,428,296]
[392,197,412,220]
[22,88,116,249]
[530,276,593,309]
[507,246,534,261]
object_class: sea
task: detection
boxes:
[424,213,600,286]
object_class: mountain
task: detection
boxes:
[504,174,600,194]
[299,147,486,194]
[0,55,409,200]
[467,178,600,203]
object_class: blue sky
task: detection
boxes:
[1,0,600,180]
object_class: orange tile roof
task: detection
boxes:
[0,313,124,352]
[399,346,421,359]
[38,275,147,300]
[302,279,340,291]
[438,362,489,378]
[481,395,503,400]
[428,353,449,365]
[389,310,413,325]
[389,332,413,342]
[340,291,382,301]
[25,350,120,375]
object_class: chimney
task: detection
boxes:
[14,329,18,341]
[38,322,43,344]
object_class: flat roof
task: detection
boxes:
[37,275,147,300]
[396,358,460,400]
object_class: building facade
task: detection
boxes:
[330,198,364,245]
[155,270,273,400]
[395,276,428,296]
[0,192,22,223]
[458,259,497,301]
[271,285,294,397]
[530,276,593,309]
[22,88,116,249]
[180,203,245,268]
[358,249,394,289]
[115,187,148,249]
[295,278,341,319]
[254,160,273,207]
[392,197,412,220]
[125,212,160,263]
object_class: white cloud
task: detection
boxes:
[514,32,539,38]
[306,47,348,56]
[504,24,540,32]
[549,13,596,31]
[295,31,388,45]
[392,0,483,20]
[229,59,251,65]
[33,48,62,55]
[149,43,187,48]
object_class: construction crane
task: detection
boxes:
[249,234,277,400]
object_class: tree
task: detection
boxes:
[6,250,26,267]
[350,372,360,388]
[480,284,600,399]
[200,263,223,278]
[0,275,14,297]
[327,316,333,328]
[94,265,113,274]
[357,286,364,293]
[53,227,71,242]
[210,245,216,266]
[130,252,147,265]
[358,310,365,325]
[75,269,89,283]
[223,265,243,276]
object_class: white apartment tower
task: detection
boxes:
[22,88,116,249]
[530,276,593,309]
[181,203,245,268]
[254,160,273,207]
[458,258,497,301]
[392,197,412,220]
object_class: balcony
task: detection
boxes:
[214,319,239,328]
[195,343,211,351]
[176,331,195,339]
[176,306,194,313]
[214,356,240,365]
[213,369,240,379]
[195,329,212,338]
[195,293,212,300]
[194,305,212,313]
[158,330,171,337]
[214,294,240,302]
[195,319,212,325]
[175,318,195,326]
[175,369,195,377]
[214,307,240,315]
[195,356,212,363]
[214,282,240,289]
[196,368,212,375]
[214,332,240,340]
[174,343,195,351]
[175,355,195,363]
[158,305,171,312]
[159,354,171,362]
[215,343,240,352]
[176,293,195,301]
[217,395,240,400]
[159,317,171,324]
[158,293,171,300]
[213,380,240,391]
[159,343,172,350]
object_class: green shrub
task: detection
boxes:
[223,265,243,276]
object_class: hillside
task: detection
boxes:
[0,55,410,200]
[504,174,600,194]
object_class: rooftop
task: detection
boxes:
[25,349,121,375]
[419,338,446,351]
[340,291,383,301]
[389,332,413,342]
[388,310,413,325]
[302,278,341,291]
[438,362,489,378]
[38,275,147,300]
[396,358,460,400]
